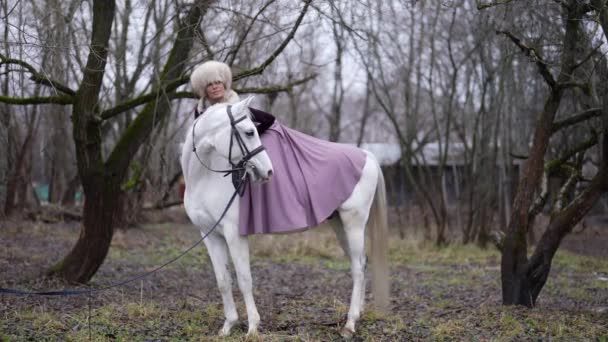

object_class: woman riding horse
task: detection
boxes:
[190,61,368,236]
[185,61,389,337]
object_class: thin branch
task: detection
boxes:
[571,42,604,71]
[226,0,276,66]
[233,0,311,81]
[552,107,602,133]
[496,30,557,88]
[0,54,76,96]
[237,74,317,94]
[311,2,366,41]
[196,27,215,59]
[476,0,515,10]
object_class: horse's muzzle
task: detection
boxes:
[247,163,273,183]
[261,169,273,183]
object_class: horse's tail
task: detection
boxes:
[369,159,390,311]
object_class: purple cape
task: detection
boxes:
[239,121,366,235]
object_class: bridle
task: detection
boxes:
[191,105,266,195]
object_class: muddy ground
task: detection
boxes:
[1,215,607,341]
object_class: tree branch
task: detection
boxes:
[476,0,515,10]
[233,0,311,81]
[195,27,215,59]
[100,75,189,120]
[552,107,602,133]
[496,30,557,88]
[527,163,608,289]
[555,163,580,211]
[104,74,317,117]
[558,81,591,93]
[570,41,604,71]
[545,134,598,175]
[0,95,74,105]
[237,73,317,94]
[0,53,76,96]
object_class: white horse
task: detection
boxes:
[181,96,389,337]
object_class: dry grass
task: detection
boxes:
[1,221,607,341]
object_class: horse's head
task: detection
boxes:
[194,96,273,183]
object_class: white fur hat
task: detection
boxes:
[190,61,233,99]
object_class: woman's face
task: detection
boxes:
[206,81,225,103]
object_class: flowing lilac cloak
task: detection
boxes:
[239,120,367,235]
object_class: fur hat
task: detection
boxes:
[190,61,233,99]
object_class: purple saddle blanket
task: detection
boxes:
[239,120,367,235]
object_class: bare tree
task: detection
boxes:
[478,0,608,307]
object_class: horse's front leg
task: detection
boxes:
[225,229,260,336]
[203,233,239,336]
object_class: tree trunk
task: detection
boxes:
[47,179,119,282]
[503,165,608,306]
[0,108,7,217]
[0,0,9,218]
[502,92,565,306]
[4,110,38,215]
[328,12,344,143]
[356,72,372,147]
[47,0,117,283]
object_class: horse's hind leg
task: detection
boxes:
[203,233,238,336]
[339,213,367,337]
[224,229,260,336]
[332,218,367,319]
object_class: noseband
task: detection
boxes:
[192,105,266,195]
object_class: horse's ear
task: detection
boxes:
[232,95,256,114]
[242,95,255,107]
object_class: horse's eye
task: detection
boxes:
[245,130,255,137]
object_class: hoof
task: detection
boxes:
[218,328,230,336]
[340,326,355,339]
[246,327,259,337]
[219,320,236,336]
